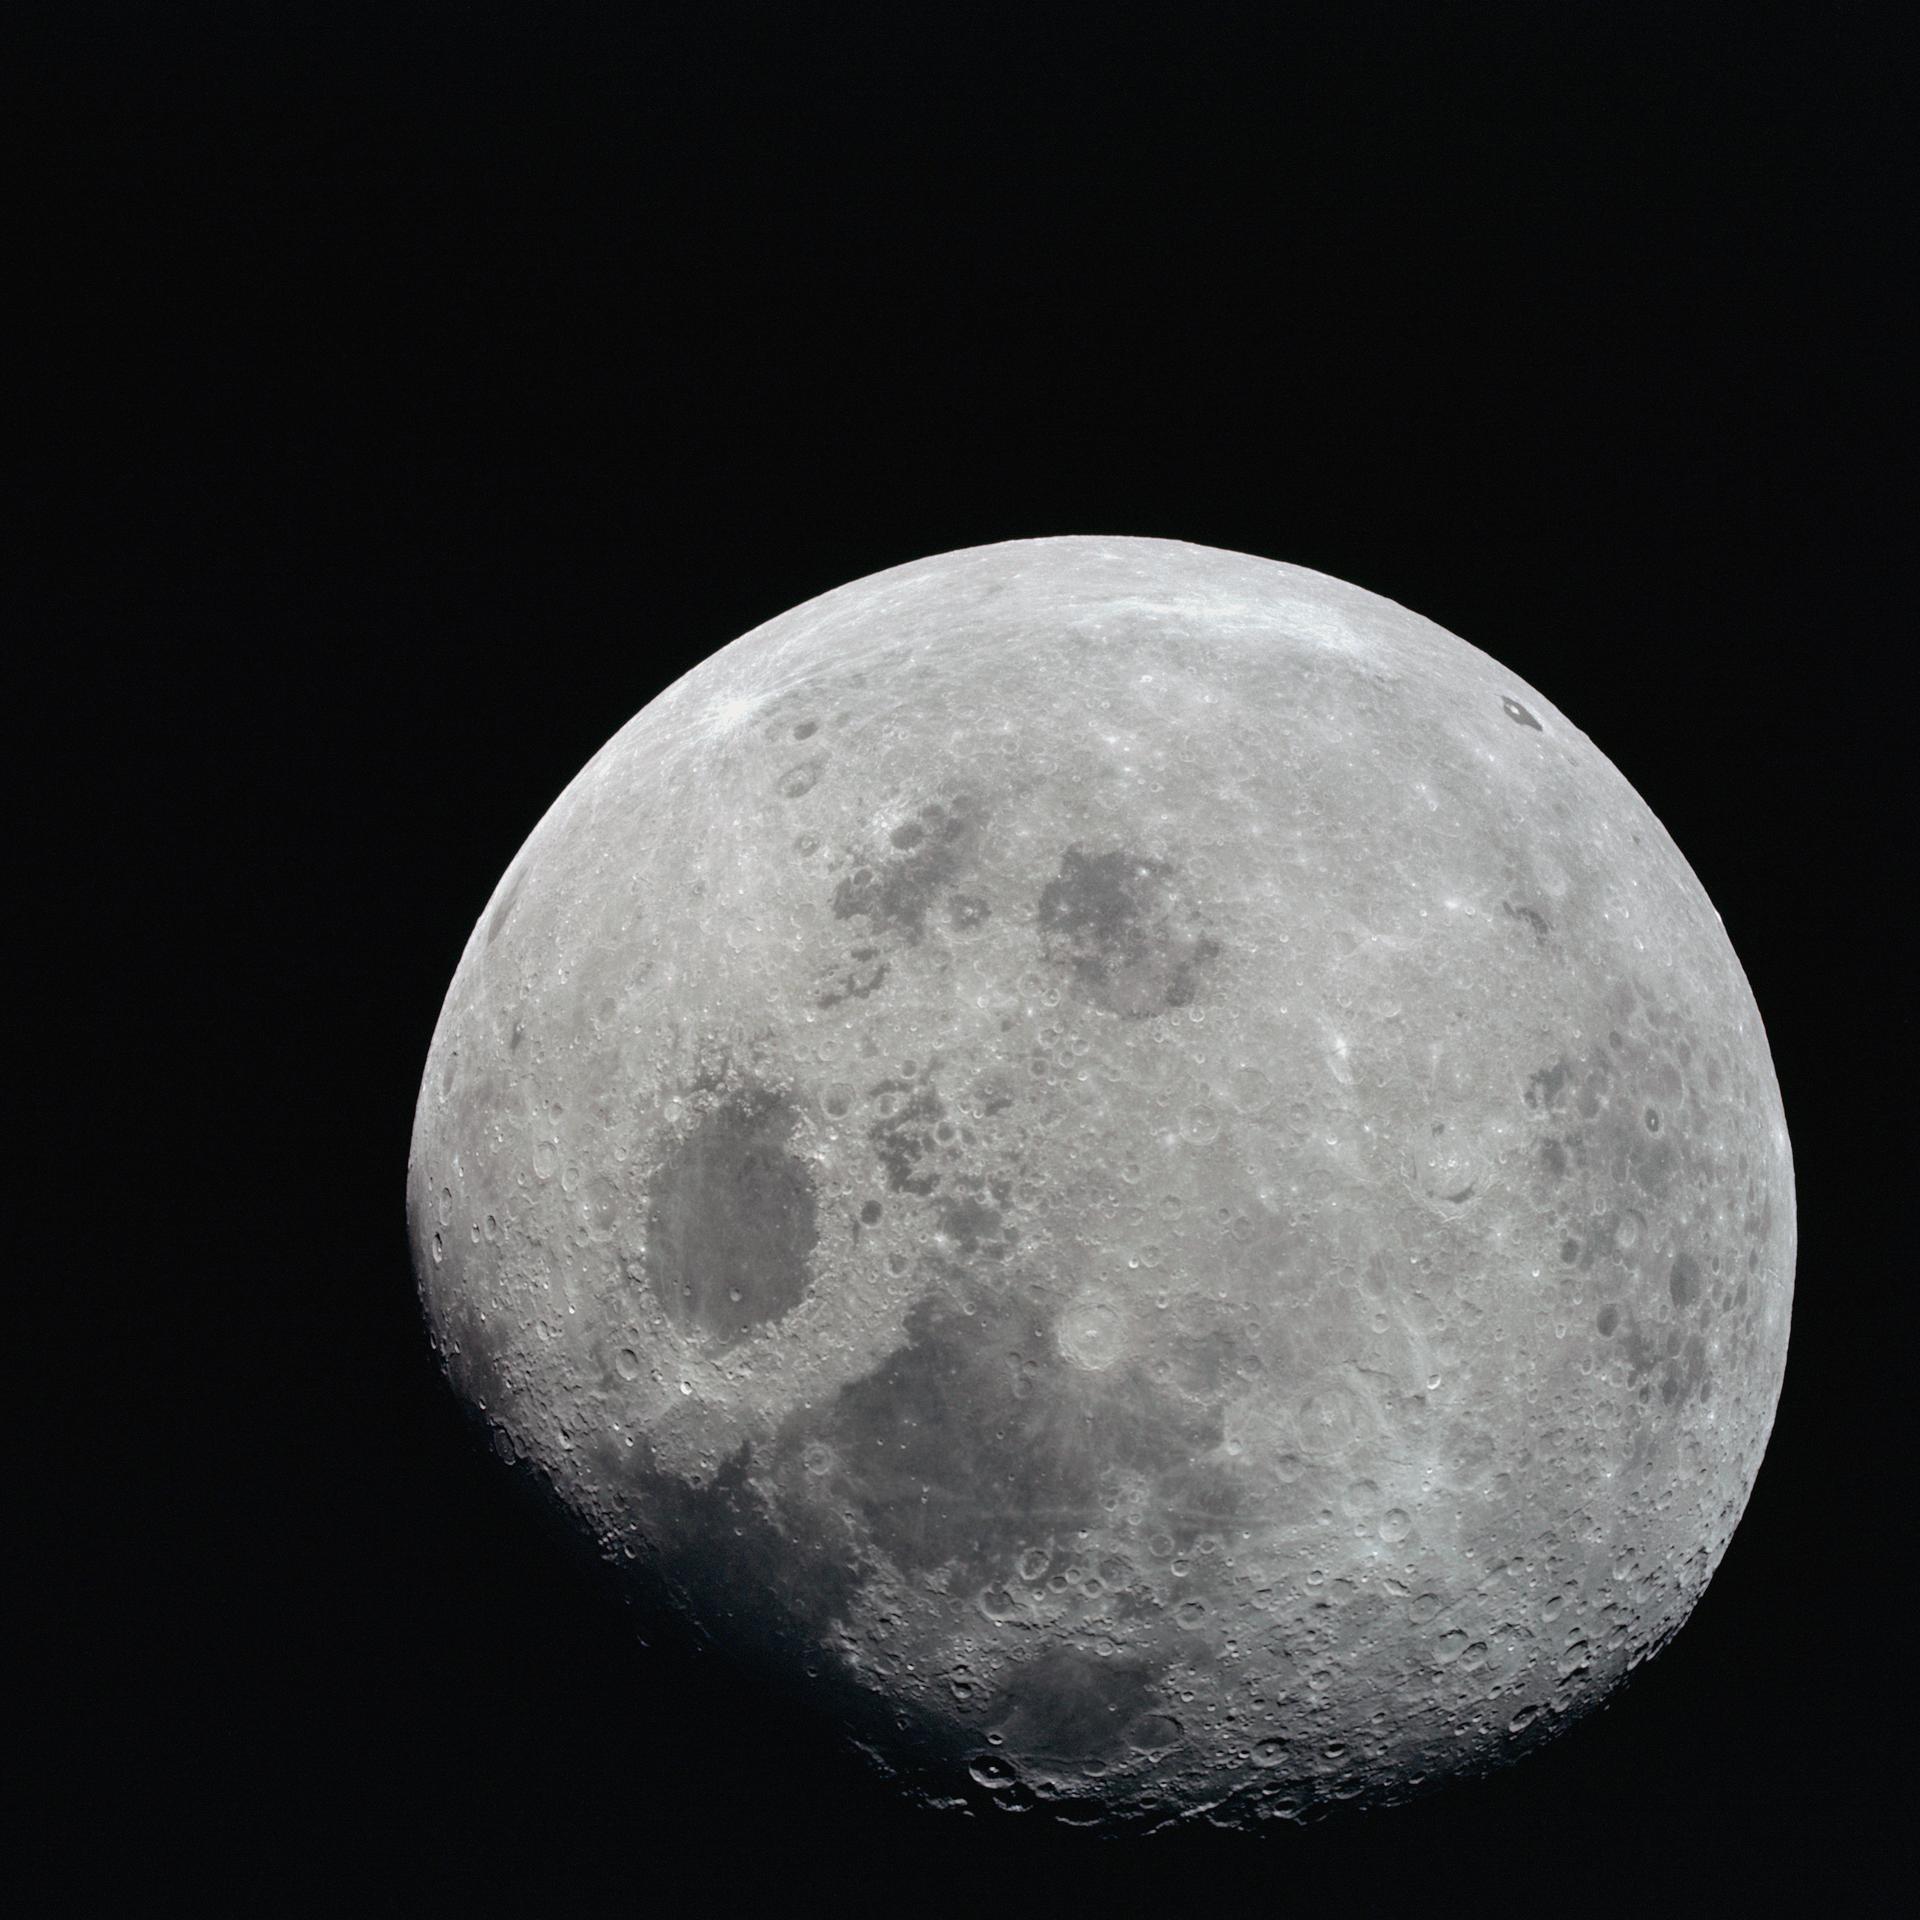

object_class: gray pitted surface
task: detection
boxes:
[409,536,1793,1830]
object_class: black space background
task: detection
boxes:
[15,6,1908,1912]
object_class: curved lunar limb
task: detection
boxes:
[408,536,1793,1830]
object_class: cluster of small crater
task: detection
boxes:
[854,1060,1021,1249]
[812,797,990,1009]
[788,758,1226,1029]
[1520,983,1768,1415]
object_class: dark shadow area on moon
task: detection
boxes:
[770,1285,1244,1596]
[616,1436,863,1656]
[1035,845,1222,1019]
[830,794,981,942]
[988,1645,1164,1764]
[813,793,989,1009]
[643,1085,819,1348]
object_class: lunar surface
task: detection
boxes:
[408,536,1793,1829]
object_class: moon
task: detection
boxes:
[407,536,1793,1829]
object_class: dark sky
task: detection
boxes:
[18,5,1904,1910]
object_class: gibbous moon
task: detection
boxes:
[408,537,1793,1829]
